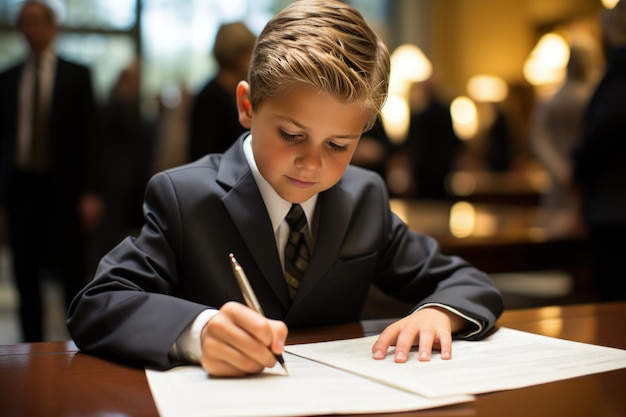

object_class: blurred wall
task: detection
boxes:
[392,0,603,96]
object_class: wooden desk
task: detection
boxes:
[1,302,625,417]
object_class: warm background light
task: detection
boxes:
[383,44,433,142]
[467,75,509,103]
[381,94,410,144]
[390,44,433,88]
[523,33,570,86]
[602,0,621,9]
[450,96,478,140]
[449,201,475,238]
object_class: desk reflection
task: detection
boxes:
[390,198,582,244]
[389,199,594,299]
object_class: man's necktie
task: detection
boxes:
[284,204,311,299]
[30,59,47,172]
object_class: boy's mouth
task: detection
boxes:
[287,176,316,188]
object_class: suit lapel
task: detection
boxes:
[218,137,291,308]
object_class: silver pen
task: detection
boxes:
[229,253,288,374]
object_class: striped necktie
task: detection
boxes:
[284,204,310,299]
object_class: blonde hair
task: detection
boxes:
[248,0,390,131]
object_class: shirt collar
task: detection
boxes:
[242,134,317,233]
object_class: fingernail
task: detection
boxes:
[395,351,406,362]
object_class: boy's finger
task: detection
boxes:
[393,326,420,363]
[268,319,288,355]
[371,326,400,359]
[416,330,435,361]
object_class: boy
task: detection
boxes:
[67,0,503,377]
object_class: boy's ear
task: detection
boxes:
[236,81,253,129]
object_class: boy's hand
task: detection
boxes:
[371,306,466,363]
[200,301,288,377]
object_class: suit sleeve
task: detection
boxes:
[369,175,503,339]
[67,172,209,369]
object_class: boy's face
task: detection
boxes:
[237,82,370,204]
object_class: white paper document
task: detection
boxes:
[146,352,471,417]
[286,327,626,398]
[146,327,626,417]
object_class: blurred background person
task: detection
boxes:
[150,82,192,173]
[573,1,626,302]
[96,61,151,256]
[0,1,103,341]
[350,117,395,185]
[530,40,598,237]
[188,22,256,161]
[402,79,462,199]
[483,102,514,174]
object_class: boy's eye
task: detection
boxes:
[279,129,349,152]
[279,129,299,142]
[328,141,349,152]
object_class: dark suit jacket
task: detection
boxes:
[0,57,98,203]
[67,135,504,369]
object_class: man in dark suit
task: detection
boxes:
[0,1,103,342]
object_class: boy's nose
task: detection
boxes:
[297,148,322,171]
